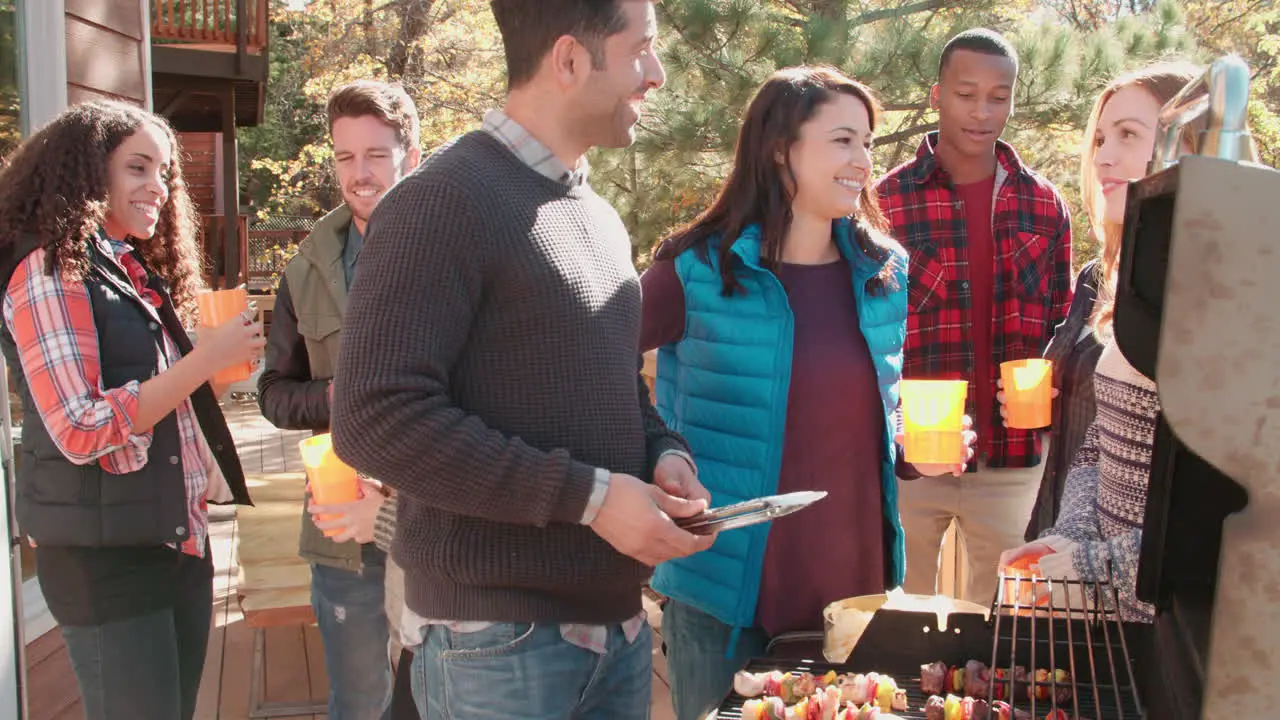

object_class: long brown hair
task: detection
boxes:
[656,65,897,296]
[1083,62,1203,335]
[0,101,204,325]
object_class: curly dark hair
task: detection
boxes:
[0,100,204,325]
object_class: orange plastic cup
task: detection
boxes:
[298,434,360,537]
[1003,550,1054,607]
[900,379,968,465]
[196,288,253,385]
[1001,359,1053,430]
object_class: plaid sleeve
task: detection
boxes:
[1049,196,1074,328]
[3,249,152,471]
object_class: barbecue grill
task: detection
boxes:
[1115,54,1280,720]
[709,53,1280,720]
[984,574,1144,720]
[714,573,1149,720]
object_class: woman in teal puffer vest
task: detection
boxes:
[641,66,975,720]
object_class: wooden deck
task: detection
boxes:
[23,398,675,719]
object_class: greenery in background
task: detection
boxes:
[241,0,1280,270]
[240,0,503,219]
[0,0,21,161]
[0,0,19,423]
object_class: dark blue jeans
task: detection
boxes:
[59,571,212,720]
[311,542,392,720]
[412,621,653,719]
[661,599,769,720]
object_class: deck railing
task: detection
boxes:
[151,0,268,51]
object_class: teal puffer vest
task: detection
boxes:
[651,218,908,640]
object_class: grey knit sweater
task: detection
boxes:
[332,131,688,624]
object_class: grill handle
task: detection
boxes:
[1152,54,1257,171]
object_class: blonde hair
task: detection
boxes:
[1082,61,1203,335]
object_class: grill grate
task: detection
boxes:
[711,572,1145,719]
[716,666,941,719]
[988,568,1144,719]
[714,662,1140,719]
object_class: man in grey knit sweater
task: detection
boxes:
[331,1,714,716]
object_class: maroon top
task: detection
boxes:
[956,176,996,457]
[640,258,888,636]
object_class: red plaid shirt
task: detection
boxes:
[876,133,1073,468]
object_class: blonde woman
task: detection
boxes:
[999,61,1215,621]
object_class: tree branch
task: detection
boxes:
[876,121,937,147]
[1200,0,1271,41]
[386,0,437,77]
[850,0,957,27]
[658,8,752,81]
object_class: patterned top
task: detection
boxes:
[876,132,1074,468]
[1,234,231,558]
[396,109,645,654]
[1048,339,1157,622]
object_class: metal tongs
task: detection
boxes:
[674,490,828,535]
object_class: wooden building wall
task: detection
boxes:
[180,131,220,216]
[64,0,147,107]
[178,131,226,280]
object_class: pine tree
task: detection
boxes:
[1183,0,1280,170]
[589,0,1197,266]
[240,0,503,219]
[243,0,1277,270]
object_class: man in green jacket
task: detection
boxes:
[257,80,421,720]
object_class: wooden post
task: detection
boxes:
[222,87,240,288]
[257,0,268,50]
[235,0,248,74]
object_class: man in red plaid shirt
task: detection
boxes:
[877,29,1073,605]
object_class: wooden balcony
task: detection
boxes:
[150,0,269,131]
[152,0,268,53]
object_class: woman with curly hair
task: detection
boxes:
[0,100,264,719]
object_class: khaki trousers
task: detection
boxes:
[897,444,1047,606]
